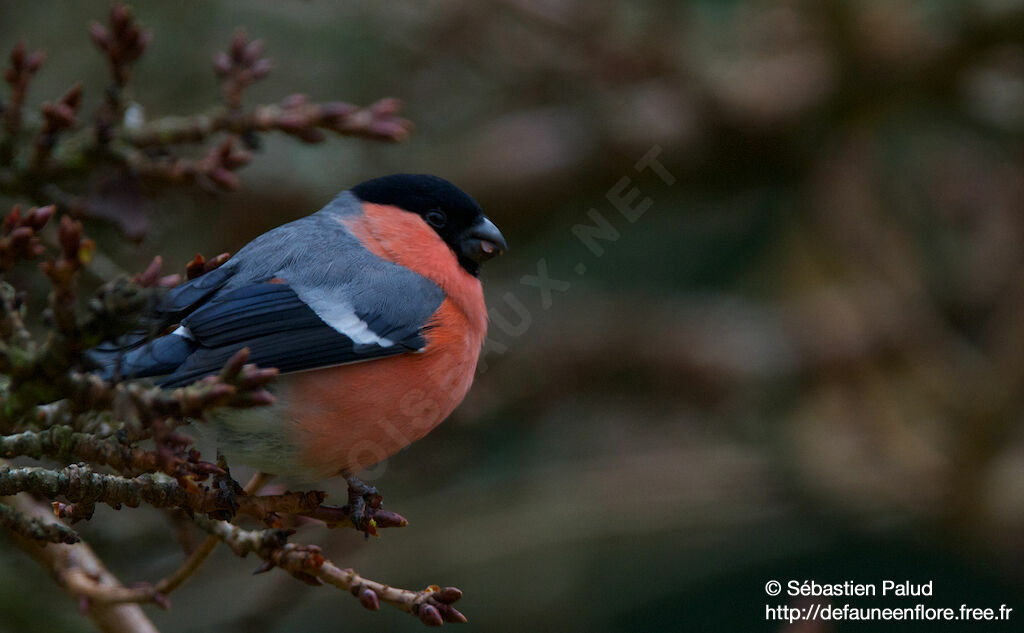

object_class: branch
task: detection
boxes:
[0,500,79,543]
[195,516,467,625]
[0,6,412,236]
[121,96,412,147]
[0,426,221,481]
[130,135,251,191]
[0,463,407,531]
[0,464,235,514]
[2,492,159,633]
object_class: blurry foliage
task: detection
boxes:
[3,1,1024,632]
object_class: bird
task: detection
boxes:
[87,174,506,482]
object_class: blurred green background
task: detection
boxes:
[4,1,1024,631]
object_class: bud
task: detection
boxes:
[213,52,232,76]
[437,604,468,623]
[358,587,379,611]
[88,22,111,52]
[418,604,443,627]
[433,586,463,603]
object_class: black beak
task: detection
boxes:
[460,217,508,264]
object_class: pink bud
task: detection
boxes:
[358,588,379,611]
[433,586,463,603]
[88,22,110,51]
[418,604,443,627]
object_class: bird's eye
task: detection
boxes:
[425,209,447,228]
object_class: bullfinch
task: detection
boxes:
[89,174,506,481]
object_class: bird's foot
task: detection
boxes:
[343,474,384,536]
[207,452,244,520]
[291,473,406,533]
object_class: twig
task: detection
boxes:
[88,2,150,145]
[214,29,271,109]
[152,533,219,598]
[88,4,150,89]
[194,516,467,625]
[131,135,251,191]
[31,82,84,171]
[152,471,273,596]
[1,41,46,164]
[40,215,96,335]
[122,96,412,147]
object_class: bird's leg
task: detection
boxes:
[343,473,383,535]
[208,450,245,520]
